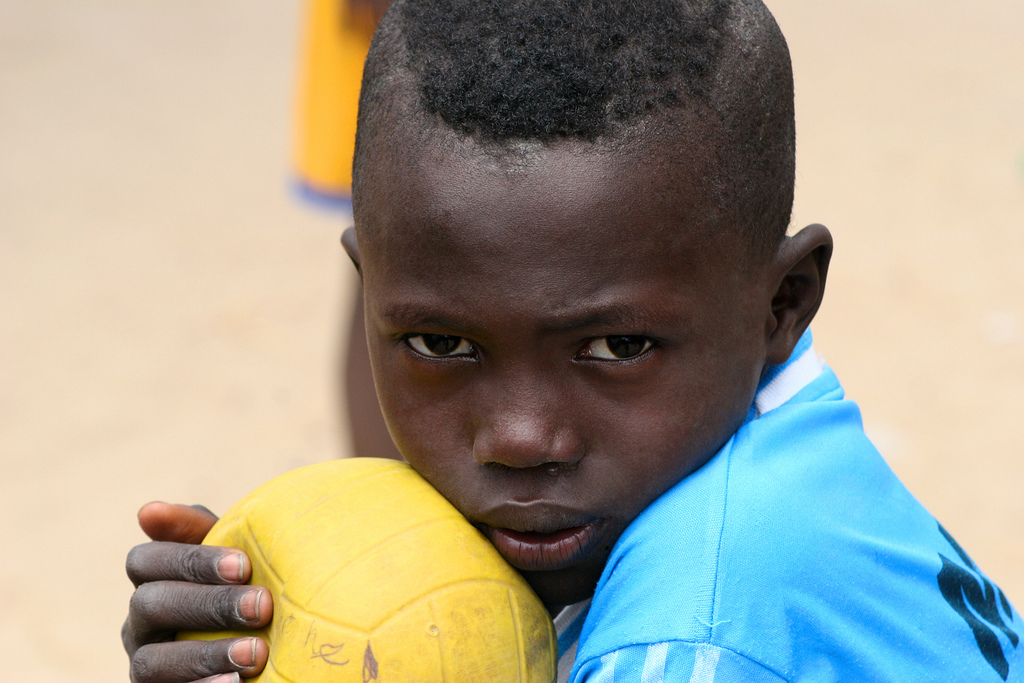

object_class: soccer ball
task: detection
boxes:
[178,458,556,683]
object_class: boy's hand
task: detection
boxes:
[123,502,272,683]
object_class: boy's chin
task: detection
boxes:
[521,564,603,615]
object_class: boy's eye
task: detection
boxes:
[581,335,654,360]
[406,334,474,358]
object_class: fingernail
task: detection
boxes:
[237,588,264,623]
[227,638,258,668]
[217,553,246,582]
[212,674,241,683]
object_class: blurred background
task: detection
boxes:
[1,1,1021,680]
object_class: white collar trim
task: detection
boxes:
[754,346,823,417]
[554,599,591,683]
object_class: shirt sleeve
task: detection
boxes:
[571,642,789,683]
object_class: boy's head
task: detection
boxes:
[354,0,799,258]
[343,0,832,608]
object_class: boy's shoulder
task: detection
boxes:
[569,343,1022,682]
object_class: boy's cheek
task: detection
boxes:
[373,368,470,463]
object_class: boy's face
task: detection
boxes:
[351,129,778,609]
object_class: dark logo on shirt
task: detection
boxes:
[937,523,1019,680]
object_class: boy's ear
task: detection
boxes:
[341,227,362,277]
[764,223,833,366]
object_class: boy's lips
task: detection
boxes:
[479,520,606,572]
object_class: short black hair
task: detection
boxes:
[354,0,795,255]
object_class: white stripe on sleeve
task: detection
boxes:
[640,642,668,682]
[592,650,618,683]
[688,644,721,683]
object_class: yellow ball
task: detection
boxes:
[179,458,556,683]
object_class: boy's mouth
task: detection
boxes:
[479,520,606,572]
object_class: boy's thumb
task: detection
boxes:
[137,501,219,544]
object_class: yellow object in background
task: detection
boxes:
[179,459,557,683]
[293,0,375,204]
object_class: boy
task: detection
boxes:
[122,0,1022,681]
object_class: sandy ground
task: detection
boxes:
[1,1,1021,680]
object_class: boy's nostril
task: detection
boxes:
[544,461,580,476]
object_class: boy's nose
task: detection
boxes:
[471,392,583,471]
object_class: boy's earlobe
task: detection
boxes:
[341,227,362,277]
[765,223,833,366]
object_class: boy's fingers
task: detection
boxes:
[126,582,271,644]
[129,637,267,683]
[123,582,272,659]
[190,675,241,683]
[127,542,250,587]
[139,502,219,544]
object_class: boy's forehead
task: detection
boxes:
[352,123,764,328]
[356,117,722,256]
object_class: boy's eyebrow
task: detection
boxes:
[380,304,468,331]
[380,301,659,333]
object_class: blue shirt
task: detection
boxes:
[558,338,1021,682]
